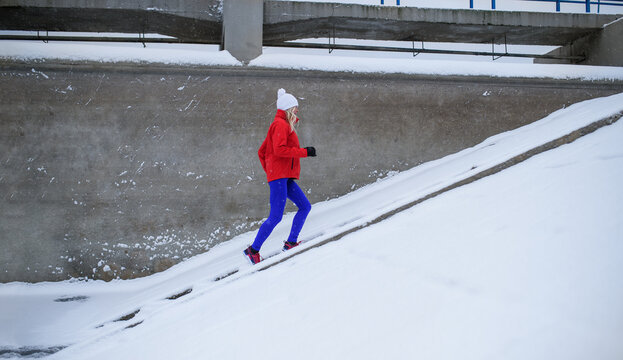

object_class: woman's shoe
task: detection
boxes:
[243,246,262,265]
[282,241,300,251]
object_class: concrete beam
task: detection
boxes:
[0,0,223,41]
[535,18,623,66]
[263,1,620,45]
[0,0,222,21]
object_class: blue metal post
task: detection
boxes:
[556,0,560,11]
[470,0,474,8]
[380,0,384,4]
[492,0,496,9]
[397,0,400,5]
[586,0,590,12]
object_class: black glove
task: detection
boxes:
[305,147,317,157]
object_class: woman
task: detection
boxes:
[244,88,317,265]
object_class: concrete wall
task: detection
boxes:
[535,17,623,67]
[1,60,622,282]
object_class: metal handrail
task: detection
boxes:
[381,0,623,13]
[0,34,585,62]
[528,0,623,12]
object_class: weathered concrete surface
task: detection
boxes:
[1,60,622,282]
[263,1,620,45]
[535,17,623,66]
[0,0,223,42]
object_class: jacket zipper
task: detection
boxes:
[291,159,294,169]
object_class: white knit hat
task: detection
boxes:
[276,88,299,110]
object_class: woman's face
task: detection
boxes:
[292,106,299,115]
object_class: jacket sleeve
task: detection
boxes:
[272,122,308,158]
[258,138,268,172]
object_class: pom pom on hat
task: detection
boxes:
[276,88,299,110]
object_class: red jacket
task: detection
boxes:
[258,109,308,182]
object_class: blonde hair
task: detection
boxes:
[285,107,298,132]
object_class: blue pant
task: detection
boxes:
[251,178,311,251]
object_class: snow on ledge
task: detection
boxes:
[249,52,623,81]
[1,40,623,81]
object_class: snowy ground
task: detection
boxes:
[1,93,622,359]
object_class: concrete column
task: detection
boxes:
[222,0,263,64]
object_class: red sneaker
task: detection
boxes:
[282,241,300,251]
[243,246,262,265]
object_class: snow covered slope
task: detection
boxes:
[1,93,623,359]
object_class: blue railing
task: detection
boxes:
[380,0,623,13]
[527,0,623,12]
